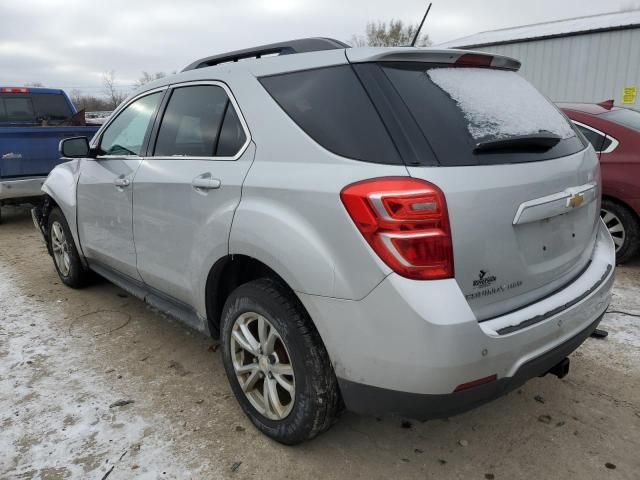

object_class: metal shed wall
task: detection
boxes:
[471,28,640,106]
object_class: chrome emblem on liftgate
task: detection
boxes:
[567,192,585,209]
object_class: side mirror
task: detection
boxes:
[59,136,92,158]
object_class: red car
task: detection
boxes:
[560,102,640,263]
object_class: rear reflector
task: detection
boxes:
[340,177,454,280]
[1,87,29,93]
[455,53,493,67]
[453,374,497,392]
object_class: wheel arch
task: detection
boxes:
[602,194,640,221]
[40,162,83,252]
[205,254,312,341]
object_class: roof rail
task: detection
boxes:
[182,37,350,71]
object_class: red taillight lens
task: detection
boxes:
[340,177,454,280]
[1,87,29,93]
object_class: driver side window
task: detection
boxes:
[99,92,162,156]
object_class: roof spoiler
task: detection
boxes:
[597,99,614,110]
[345,48,521,71]
[182,37,350,71]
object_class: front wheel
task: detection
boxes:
[601,199,640,264]
[220,278,341,444]
[47,208,92,288]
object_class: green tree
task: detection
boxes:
[351,19,431,47]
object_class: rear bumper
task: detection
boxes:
[0,177,46,201]
[298,220,615,418]
[338,315,601,420]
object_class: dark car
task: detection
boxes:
[560,102,640,263]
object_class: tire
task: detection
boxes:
[601,198,640,264]
[47,207,92,288]
[220,278,341,445]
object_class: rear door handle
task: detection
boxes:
[192,176,221,190]
[114,177,130,187]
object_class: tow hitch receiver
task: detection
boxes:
[546,357,570,379]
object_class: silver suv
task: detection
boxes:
[33,39,615,444]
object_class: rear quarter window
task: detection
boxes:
[573,123,612,152]
[259,65,401,164]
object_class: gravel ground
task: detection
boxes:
[1,205,639,480]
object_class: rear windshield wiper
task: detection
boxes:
[473,133,562,154]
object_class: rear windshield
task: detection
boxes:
[373,63,585,166]
[0,93,73,125]
[601,108,640,131]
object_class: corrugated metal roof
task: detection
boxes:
[438,10,640,49]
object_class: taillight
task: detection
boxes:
[340,177,454,280]
[1,87,29,93]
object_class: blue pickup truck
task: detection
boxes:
[0,87,100,222]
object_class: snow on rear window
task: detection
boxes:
[427,68,575,142]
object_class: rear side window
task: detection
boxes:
[31,93,73,123]
[573,123,612,152]
[154,85,246,157]
[260,66,401,164]
[377,63,585,166]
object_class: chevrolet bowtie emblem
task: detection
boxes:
[568,193,584,208]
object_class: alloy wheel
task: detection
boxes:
[601,208,625,253]
[230,312,295,420]
[51,221,71,277]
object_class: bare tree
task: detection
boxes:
[69,89,113,112]
[350,19,431,48]
[102,70,127,110]
[135,71,168,87]
[25,81,44,87]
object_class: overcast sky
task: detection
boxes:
[0,0,636,96]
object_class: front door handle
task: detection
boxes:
[114,177,130,187]
[192,175,221,190]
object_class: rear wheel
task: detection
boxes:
[220,278,340,445]
[47,208,92,288]
[601,198,640,264]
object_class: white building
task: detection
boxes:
[438,10,640,107]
